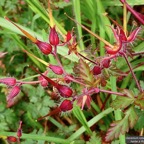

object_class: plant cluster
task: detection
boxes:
[0,0,144,143]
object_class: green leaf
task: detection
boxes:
[25,0,66,34]
[0,131,71,144]
[134,92,144,109]
[77,59,98,86]
[73,105,92,135]
[23,112,42,129]
[140,81,144,91]
[125,107,138,129]
[68,108,113,141]
[111,90,135,109]
[0,122,9,131]
[111,96,134,109]
[102,0,144,6]
[134,109,144,130]
[105,106,138,142]
[86,132,101,144]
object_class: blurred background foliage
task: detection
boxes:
[0,0,144,143]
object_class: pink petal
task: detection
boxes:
[127,27,142,42]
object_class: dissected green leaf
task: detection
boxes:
[86,132,101,144]
[125,106,138,129]
[23,112,42,129]
[134,109,144,130]
[134,99,144,109]
[122,89,135,98]
[77,58,99,86]
[111,93,135,110]
[105,118,128,142]
[134,92,144,109]
[140,81,144,90]
[105,106,138,142]
[79,59,94,84]
[111,96,134,109]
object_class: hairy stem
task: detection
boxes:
[66,75,86,86]
[99,89,125,96]
[17,80,41,85]
[132,51,144,56]
[53,46,67,75]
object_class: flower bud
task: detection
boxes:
[39,77,48,87]
[65,31,72,42]
[49,26,59,46]
[35,40,52,55]
[64,75,73,83]
[0,77,16,86]
[7,99,14,108]
[102,59,111,68]
[17,129,22,138]
[17,121,22,138]
[7,136,17,142]
[38,71,48,87]
[7,85,21,102]
[59,100,73,112]
[57,85,73,98]
[92,66,101,75]
[49,64,63,75]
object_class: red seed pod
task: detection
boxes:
[102,59,111,68]
[59,99,73,112]
[0,77,16,86]
[7,85,21,102]
[49,64,63,75]
[7,136,17,142]
[35,40,52,55]
[57,85,73,98]
[49,26,59,46]
[92,66,101,75]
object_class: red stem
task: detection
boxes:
[78,53,98,65]
[37,108,60,121]
[30,66,58,87]
[17,80,41,85]
[101,94,111,111]
[53,46,67,75]
[131,51,144,56]
[122,52,143,92]
[120,0,144,25]
[99,89,126,96]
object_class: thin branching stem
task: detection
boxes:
[131,51,144,56]
[99,89,125,96]
[122,52,143,92]
[53,46,67,75]
[65,13,114,48]
[17,80,41,85]
[78,53,97,64]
